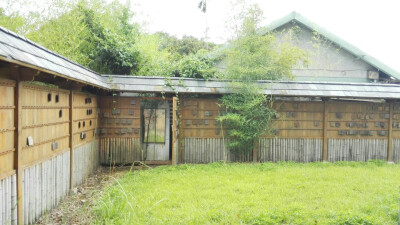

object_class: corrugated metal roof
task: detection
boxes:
[0,26,108,89]
[258,11,400,81]
[106,75,400,99]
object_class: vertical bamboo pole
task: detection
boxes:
[13,67,23,225]
[322,100,329,162]
[388,101,394,162]
[69,90,74,190]
[252,139,258,162]
[178,96,183,164]
[172,97,178,165]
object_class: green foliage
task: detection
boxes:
[222,4,307,81]
[0,8,25,33]
[136,34,218,79]
[135,34,175,76]
[156,32,216,58]
[217,3,307,153]
[2,0,140,74]
[26,4,94,67]
[175,50,219,79]
[217,83,276,150]
[92,162,400,224]
[76,2,139,74]
[223,33,307,81]
[0,0,219,77]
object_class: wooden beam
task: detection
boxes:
[322,100,329,162]
[178,96,183,164]
[69,90,74,190]
[0,63,11,79]
[388,101,394,162]
[140,96,173,101]
[19,67,40,81]
[12,67,23,225]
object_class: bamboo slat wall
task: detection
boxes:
[182,138,252,163]
[98,96,142,165]
[20,82,70,167]
[390,139,400,163]
[2,78,400,224]
[0,79,16,176]
[22,151,70,225]
[0,79,17,225]
[73,140,99,187]
[258,138,322,162]
[71,92,100,187]
[72,92,98,148]
[180,98,396,163]
[327,139,387,162]
[181,99,223,138]
[269,101,324,138]
[326,102,390,162]
[0,174,17,225]
[180,99,324,163]
[100,138,142,164]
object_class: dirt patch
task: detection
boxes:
[35,166,135,225]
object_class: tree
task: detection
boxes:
[217,3,307,152]
[1,0,140,74]
[76,2,140,74]
[175,49,219,79]
[0,8,25,33]
[135,33,175,76]
[0,0,219,78]
[156,32,216,58]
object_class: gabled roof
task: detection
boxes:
[258,11,400,81]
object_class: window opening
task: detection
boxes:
[143,109,166,143]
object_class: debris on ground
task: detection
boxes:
[35,166,136,225]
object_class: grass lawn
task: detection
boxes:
[92,161,400,224]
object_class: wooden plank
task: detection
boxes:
[69,90,73,190]
[172,97,178,165]
[388,101,394,162]
[13,69,23,225]
[252,139,258,162]
[322,100,328,161]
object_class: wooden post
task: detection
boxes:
[178,96,183,164]
[322,100,329,162]
[171,97,178,165]
[252,139,258,162]
[388,101,394,162]
[13,67,23,225]
[69,90,74,190]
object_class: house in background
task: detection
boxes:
[216,11,400,83]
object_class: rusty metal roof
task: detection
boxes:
[0,26,108,89]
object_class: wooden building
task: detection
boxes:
[1,13,400,225]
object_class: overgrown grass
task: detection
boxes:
[92,161,400,224]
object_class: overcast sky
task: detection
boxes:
[131,0,400,72]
